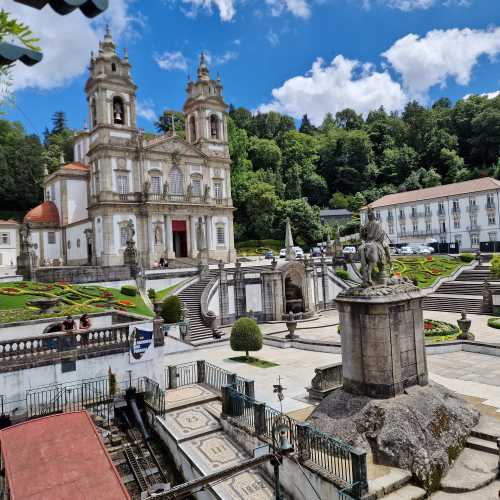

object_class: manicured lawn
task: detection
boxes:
[0,281,153,323]
[155,281,187,302]
[392,256,463,288]
[228,356,279,368]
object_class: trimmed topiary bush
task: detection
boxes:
[335,269,350,281]
[121,285,138,297]
[161,295,183,324]
[459,253,475,263]
[487,317,500,329]
[148,288,156,300]
[230,317,263,360]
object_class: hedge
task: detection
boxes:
[230,317,263,359]
[161,295,184,324]
[121,285,138,296]
[335,269,350,281]
[459,253,475,263]
[487,317,500,329]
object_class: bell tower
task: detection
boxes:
[183,53,229,157]
[85,26,137,133]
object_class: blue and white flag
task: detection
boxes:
[129,325,154,363]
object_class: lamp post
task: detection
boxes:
[271,416,294,500]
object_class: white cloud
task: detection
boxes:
[383,27,500,99]
[266,0,311,18]
[9,0,137,91]
[137,99,157,122]
[203,50,239,66]
[154,51,189,71]
[179,0,236,21]
[259,55,407,125]
[363,0,470,10]
[464,90,500,99]
[267,30,280,46]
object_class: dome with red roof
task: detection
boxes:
[24,201,60,225]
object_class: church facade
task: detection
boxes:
[24,29,236,268]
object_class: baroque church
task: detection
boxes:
[24,28,236,268]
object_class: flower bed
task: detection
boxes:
[424,318,459,342]
[392,256,462,288]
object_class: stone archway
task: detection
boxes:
[284,269,304,313]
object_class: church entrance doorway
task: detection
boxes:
[172,220,188,258]
[87,241,93,264]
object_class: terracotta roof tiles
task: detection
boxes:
[368,177,500,209]
[24,201,60,225]
[62,161,90,172]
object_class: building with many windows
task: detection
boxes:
[24,29,236,267]
[361,177,500,252]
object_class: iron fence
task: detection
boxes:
[205,361,229,390]
[175,361,198,386]
[140,377,166,415]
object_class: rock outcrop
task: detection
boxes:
[308,383,480,492]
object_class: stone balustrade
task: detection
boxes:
[307,362,343,400]
[0,324,131,371]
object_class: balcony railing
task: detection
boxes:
[486,203,496,210]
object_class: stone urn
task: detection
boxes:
[285,311,298,340]
[457,311,474,340]
[27,297,60,315]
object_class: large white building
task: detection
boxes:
[24,29,236,268]
[361,177,500,252]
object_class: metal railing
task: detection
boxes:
[140,377,166,415]
[0,324,132,370]
[224,386,365,496]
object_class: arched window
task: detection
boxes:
[91,98,97,128]
[112,96,125,125]
[210,114,219,139]
[169,166,184,195]
[111,62,117,72]
[189,116,196,142]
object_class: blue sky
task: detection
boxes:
[2,0,500,135]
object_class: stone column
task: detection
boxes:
[312,261,320,309]
[101,214,114,266]
[260,270,284,321]
[227,215,236,262]
[205,215,212,251]
[188,215,197,258]
[165,214,175,260]
[296,423,311,462]
[218,261,230,325]
[321,256,329,309]
[234,261,247,319]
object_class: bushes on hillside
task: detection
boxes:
[161,295,183,324]
[121,285,138,296]
[459,253,475,263]
[230,317,263,360]
[335,269,350,281]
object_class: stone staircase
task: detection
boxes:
[422,294,484,314]
[176,272,221,346]
[455,269,493,282]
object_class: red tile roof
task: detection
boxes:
[63,162,90,172]
[368,177,500,209]
[24,201,60,225]
[0,219,18,225]
[0,411,130,500]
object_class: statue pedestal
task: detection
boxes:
[336,281,428,399]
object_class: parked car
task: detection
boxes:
[343,246,356,255]
[279,248,286,258]
[264,250,274,259]
[311,247,322,257]
[294,247,304,259]
[399,246,414,255]
[416,246,432,255]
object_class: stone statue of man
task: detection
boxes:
[196,216,206,250]
[359,207,391,287]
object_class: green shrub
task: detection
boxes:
[459,253,475,263]
[121,285,138,297]
[487,317,500,329]
[424,319,458,337]
[491,254,500,278]
[335,269,350,281]
[230,317,263,360]
[161,295,183,324]
[148,288,156,300]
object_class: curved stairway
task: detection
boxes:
[176,272,220,346]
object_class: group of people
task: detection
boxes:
[157,257,169,268]
[45,313,92,334]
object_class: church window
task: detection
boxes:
[210,115,219,139]
[67,241,71,249]
[189,116,196,142]
[91,98,97,128]
[169,167,183,195]
[192,178,202,196]
[47,232,56,244]
[111,62,117,72]
[0,233,9,245]
[216,224,225,245]
[112,96,125,125]
[214,181,222,199]
[117,175,129,195]
[120,226,128,247]
[151,176,162,194]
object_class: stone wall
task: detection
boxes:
[34,264,132,283]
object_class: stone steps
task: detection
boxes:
[466,436,498,455]
[439,447,498,493]
[422,294,484,314]
[380,484,426,499]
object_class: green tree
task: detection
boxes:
[230,317,263,360]
[421,168,442,188]
[299,114,315,135]
[329,192,349,209]
[275,198,323,245]
[335,108,364,130]
[320,112,336,133]
[161,296,183,323]
[248,137,282,172]
[156,110,185,137]
[51,111,67,134]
